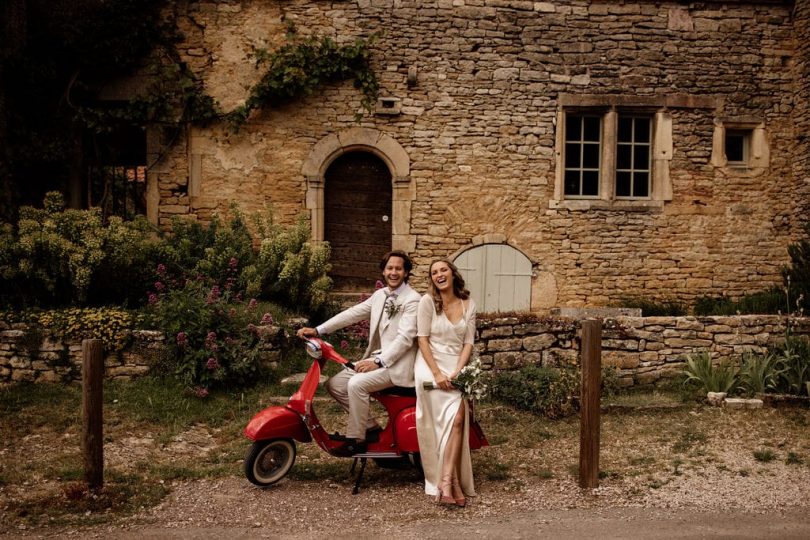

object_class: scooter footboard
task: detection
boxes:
[244,405,311,443]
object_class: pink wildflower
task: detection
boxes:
[247,298,257,310]
[193,386,209,398]
[154,281,165,292]
[206,285,221,304]
[229,257,238,270]
[147,293,158,305]
[206,357,219,371]
[260,312,274,326]
[156,263,167,276]
[176,332,188,347]
[375,280,385,290]
[340,340,350,350]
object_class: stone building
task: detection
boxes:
[134,0,808,312]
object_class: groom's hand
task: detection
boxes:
[297,327,318,338]
[354,358,378,373]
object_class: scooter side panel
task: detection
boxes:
[394,407,420,452]
[244,406,312,443]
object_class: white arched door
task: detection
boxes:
[454,244,532,313]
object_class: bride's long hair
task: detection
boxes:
[428,258,470,314]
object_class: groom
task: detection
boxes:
[297,250,421,456]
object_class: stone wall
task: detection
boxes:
[0,327,284,384]
[3,316,808,389]
[795,0,810,227]
[144,0,803,309]
[477,314,810,387]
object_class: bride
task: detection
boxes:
[414,258,477,507]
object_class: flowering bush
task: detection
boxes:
[0,192,162,308]
[243,213,332,313]
[148,262,279,392]
[1,307,144,352]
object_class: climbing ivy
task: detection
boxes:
[226,33,379,129]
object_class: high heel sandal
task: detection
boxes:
[451,479,467,508]
[436,476,455,506]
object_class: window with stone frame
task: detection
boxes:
[552,95,674,211]
[711,117,768,170]
[561,110,654,200]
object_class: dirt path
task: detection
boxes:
[5,471,808,539]
[102,507,810,539]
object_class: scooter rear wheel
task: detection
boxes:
[245,438,296,486]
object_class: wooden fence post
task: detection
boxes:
[579,319,602,489]
[82,339,104,490]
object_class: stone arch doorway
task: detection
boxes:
[302,128,415,290]
[324,151,392,290]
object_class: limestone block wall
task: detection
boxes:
[146,0,804,308]
[0,327,284,384]
[476,314,810,387]
[4,317,808,389]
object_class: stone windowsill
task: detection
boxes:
[548,199,665,212]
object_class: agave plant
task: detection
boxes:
[683,351,738,394]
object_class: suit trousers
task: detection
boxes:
[326,367,393,439]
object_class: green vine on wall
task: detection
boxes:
[226,33,380,129]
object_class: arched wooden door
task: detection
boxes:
[324,151,392,290]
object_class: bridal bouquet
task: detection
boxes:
[423,355,487,400]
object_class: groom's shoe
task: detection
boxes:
[331,439,367,457]
[365,426,383,443]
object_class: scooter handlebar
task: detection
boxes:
[302,336,356,371]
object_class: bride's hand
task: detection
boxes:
[434,372,453,390]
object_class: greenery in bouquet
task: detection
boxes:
[423,354,488,400]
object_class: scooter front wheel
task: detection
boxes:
[245,438,296,487]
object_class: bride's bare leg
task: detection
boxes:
[441,400,467,503]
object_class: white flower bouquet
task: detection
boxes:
[423,355,487,400]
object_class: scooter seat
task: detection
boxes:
[376,385,416,397]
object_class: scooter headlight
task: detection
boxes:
[305,340,322,359]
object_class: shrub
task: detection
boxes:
[1,307,144,352]
[682,351,738,394]
[243,213,332,313]
[616,296,686,316]
[693,288,785,316]
[162,208,255,290]
[148,272,277,394]
[489,364,580,419]
[0,192,162,308]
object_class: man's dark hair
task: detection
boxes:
[379,250,414,280]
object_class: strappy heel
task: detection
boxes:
[451,478,467,507]
[436,475,455,506]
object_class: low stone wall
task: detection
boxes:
[0,325,284,384]
[477,315,810,388]
[2,316,808,387]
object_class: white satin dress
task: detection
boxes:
[414,294,477,497]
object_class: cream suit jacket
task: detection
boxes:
[318,283,421,387]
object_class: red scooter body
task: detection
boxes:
[244,338,488,489]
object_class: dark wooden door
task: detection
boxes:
[324,151,392,290]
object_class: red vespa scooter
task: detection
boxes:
[244,337,488,493]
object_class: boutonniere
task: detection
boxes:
[385,299,400,318]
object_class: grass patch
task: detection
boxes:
[785,452,804,465]
[480,460,511,481]
[672,427,708,454]
[753,449,776,463]
[534,468,554,479]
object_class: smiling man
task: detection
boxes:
[297,250,421,456]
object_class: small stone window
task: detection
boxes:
[711,116,769,171]
[724,130,750,166]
